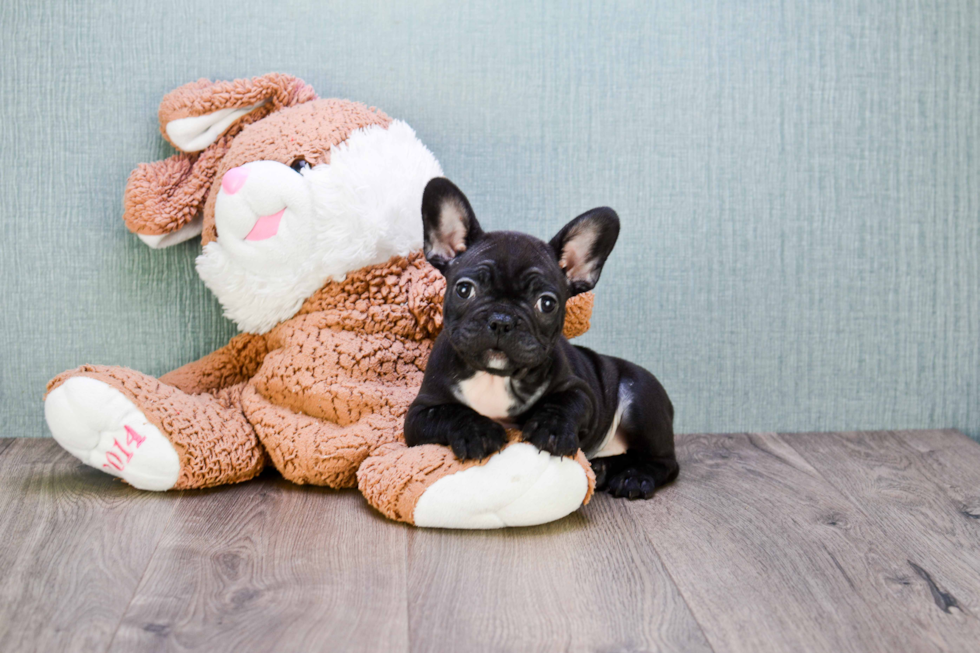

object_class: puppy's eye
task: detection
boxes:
[289,158,311,173]
[536,293,558,314]
[455,280,475,299]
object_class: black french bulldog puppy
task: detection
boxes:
[404,178,678,499]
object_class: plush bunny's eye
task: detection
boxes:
[290,158,311,173]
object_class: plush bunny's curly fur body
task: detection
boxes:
[44,74,596,528]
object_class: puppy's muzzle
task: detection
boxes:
[487,311,519,337]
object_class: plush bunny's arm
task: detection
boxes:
[359,432,595,528]
[160,333,269,395]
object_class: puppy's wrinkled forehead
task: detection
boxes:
[453,232,565,289]
[421,177,621,299]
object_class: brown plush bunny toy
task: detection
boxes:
[45,74,596,528]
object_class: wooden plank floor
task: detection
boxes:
[1,430,979,653]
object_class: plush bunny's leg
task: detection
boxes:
[45,366,265,490]
[45,375,180,490]
[357,433,596,529]
[241,384,402,488]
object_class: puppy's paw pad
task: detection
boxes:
[449,420,508,461]
[606,468,657,500]
[522,411,578,457]
[45,377,180,491]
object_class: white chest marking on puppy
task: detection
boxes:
[455,372,515,420]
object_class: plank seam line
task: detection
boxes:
[404,527,412,653]
[101,491,185,653]
[627,501,719,653]
[0,438,18,461]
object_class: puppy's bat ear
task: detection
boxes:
[549,207,620,295]
[421,178,484,274]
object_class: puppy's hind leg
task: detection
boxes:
[599,360,679,499]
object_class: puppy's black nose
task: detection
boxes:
[487,312,516,335]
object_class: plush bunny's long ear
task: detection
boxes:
[123,74,317,248]
[156,74,316,153]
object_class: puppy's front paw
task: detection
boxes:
[522,409,579,457]
[448,418,508,461]
[606,468,658,500]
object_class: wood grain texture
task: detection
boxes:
[1,436,77,464]
[0,453,180,653]
[406,495,713,653]
[108,476,409,653]
[629,432,980,652]
[889,429,980,521]
[3,432,980,652]
[782,431,980,631]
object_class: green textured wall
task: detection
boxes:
[1,1,977,439]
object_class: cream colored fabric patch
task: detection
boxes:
[412,443,589,529]
[136,214,204,249]
[45,377,180,491]
[165,100,267,152]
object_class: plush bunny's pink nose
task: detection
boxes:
[221,166,249,195]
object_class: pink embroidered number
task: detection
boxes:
[125,425,146,447]
[103,425,147,471]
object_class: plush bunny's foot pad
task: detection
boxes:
[44,377,180,491]
[359,439,596,529]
